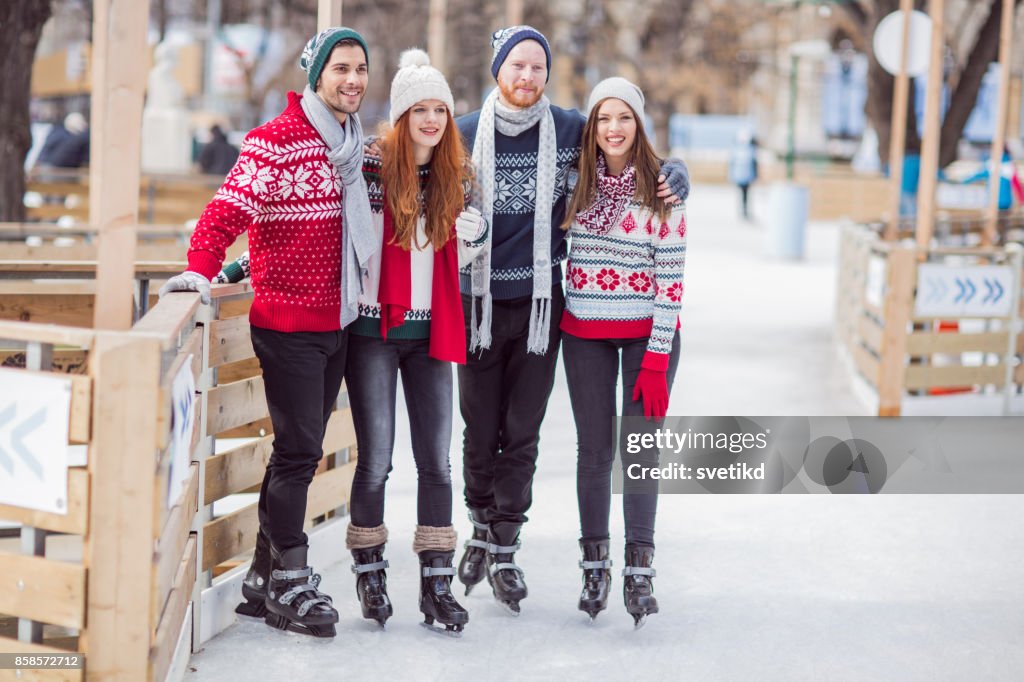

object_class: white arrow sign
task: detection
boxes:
[914,264,1015,318]
[0,369,72,515]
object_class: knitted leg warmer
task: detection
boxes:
[347,523,388,550]
[412,525,457,554]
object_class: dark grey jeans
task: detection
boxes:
[345,333,454,528]
[561,330,680,547]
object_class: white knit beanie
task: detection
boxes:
[389,49,454,125]
[586,77,646,122]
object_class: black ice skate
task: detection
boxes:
[578,538,612,622]
[622,544,658,629]
[419,550,469,637]
[486,523,527,615]
[351,544,393,628]
[235,528,270,618]
[264,544,338,638]
[457,509,489,596]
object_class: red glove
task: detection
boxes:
[632,367,669,421]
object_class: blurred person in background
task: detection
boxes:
[728,127,757,220]
[197,124,239,176]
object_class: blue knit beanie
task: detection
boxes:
[300,27,369,90]
[490,25,551,83]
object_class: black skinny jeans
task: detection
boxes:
[250,325,348,551]
[561,330,681,547]
[345,334,454,528]
[458,286,565,534]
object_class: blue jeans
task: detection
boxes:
[345,333,454,528]
[561,330,681,547]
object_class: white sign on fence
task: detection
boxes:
[167,356,196,508]
[936,182,989,210]
[915,264,1015,318]
[0,369,71,514]
[866,255,887,309]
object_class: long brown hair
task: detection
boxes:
[562,97,669,229]
[379,110,471,251]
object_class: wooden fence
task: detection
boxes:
[24,170,225,225]
[0,260,357,680]
[836,223,1024,416]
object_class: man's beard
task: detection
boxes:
[498,80,543,109]
[323,89,363,116]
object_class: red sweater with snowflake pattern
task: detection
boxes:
[187,91,345,332]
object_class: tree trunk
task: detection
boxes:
[857,0,924,168]
[937,0,1020,168]
[0,0,52,222]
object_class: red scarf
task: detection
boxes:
[378,206,466,364]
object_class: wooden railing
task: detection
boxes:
[836,223,1024,416]
[0,222,248,265]
[0,261,357,680]
[24,170,226,225]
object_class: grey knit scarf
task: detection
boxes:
[469,88,557,354]
[301,85,378,328]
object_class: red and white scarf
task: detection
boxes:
[575,156,636,235]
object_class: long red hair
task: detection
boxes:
[379,111,472,251]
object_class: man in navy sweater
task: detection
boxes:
[454,25,690,614]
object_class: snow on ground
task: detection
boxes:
[187,185,1024,680]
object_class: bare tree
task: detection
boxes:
[839,0,1020,169]
[0,0,52,222]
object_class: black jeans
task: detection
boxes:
[561,330,681,547]
[458,286,565,531]
[250,325,348,551]
[345,334,454,528]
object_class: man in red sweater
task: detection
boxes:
[158,27,377,638]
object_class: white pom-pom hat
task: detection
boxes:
[389,48,455,125]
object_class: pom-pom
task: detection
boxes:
[398,48,431,69]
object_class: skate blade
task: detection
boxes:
[420,620,464,638]
[265,612,337,638]
[235,599,268,619]
[495,598,521,617]
[632,614,647,630]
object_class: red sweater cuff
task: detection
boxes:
[187,251,223,281]
[641,351,669,372]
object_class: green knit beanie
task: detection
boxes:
[300,27,369,91]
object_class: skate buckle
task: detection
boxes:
[271,566,312,581]
[622,566,656,577]
[421,566,457,578]
[485,541,521,554]
[351,559,389,574]
[579,559,613,570]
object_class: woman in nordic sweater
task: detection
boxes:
[560,78,686,627]
[215,50,486,636]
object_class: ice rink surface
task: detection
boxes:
[187,185,1024,680]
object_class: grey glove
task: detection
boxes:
[659,158,690,202]
[158,271,211,305]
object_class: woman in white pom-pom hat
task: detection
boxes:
[213,49,486,636]
[343,48,485,637]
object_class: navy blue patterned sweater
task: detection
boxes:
[456,106,586,300]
